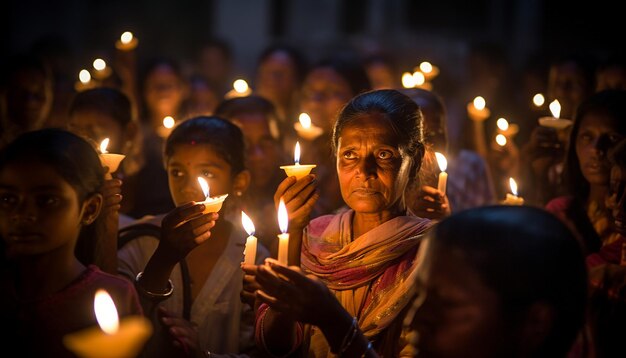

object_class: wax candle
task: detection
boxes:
[277,198,289,265]
[197,177,228,214]
[496,117,519,138]
[538,99,572,129]
[293,112,323,141]
[501,177,524,205]
[99,138,126,179]
[467,96,491,121]
[435,152,448,195]
[75,69,95,92]
[410,71,433,91]
[401,72,416,88]
[157,116,176,138]
[280,141,316,179]
[115,31,139,51]
[224,79,252,99]
[417,61,440,82]
[241,211,258,265]
[92,58,112,80]
[495,134,507,147]
[63,289,152,358]
[533,93,545,108]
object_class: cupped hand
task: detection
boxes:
[158,306,200,356]
[274,175,319,233]
[241,263,262,310]
[101,178,123,213]
[410,185,451,220]
[160,202,218,262]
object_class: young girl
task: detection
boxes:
[117,116,269,357]
[0,128,143,358]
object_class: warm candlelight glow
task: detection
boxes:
[299,113,312,129]
[120,31,134,44]
[93,58,106,71]
[294,141,301,165]
[509,177,519,196]
[473,96,486,110]
[278,198,288,234]
[163,116,175,129]
[233,79,249,94]
[100,138,110,154]
[242,211,258,265]
[277,198,289,265]
[280,142,316,178]
[495,134,507,146]
[241,211,255,236]
[198,177,210,199]
[496,118,509,131]
[95,290,119,334]
[435,152,448,195]
[412,71,426,85]
[419,62,433,74]
[435,152,447,172]
[79,69,91,84]
[549,99,561,118]
[402,72,416,88]
[533,93,545,107]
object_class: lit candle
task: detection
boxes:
[533,93,545,108]
[280,141,316,179]
[197,177,228,214]
[501,177,525,205]
[241,211,258,265]
[401,72,416,88]
[115,31,139,51]
[224,79,252,99]
[92,58,112,80]
[411,71,433,91]
[496,117,519,138]
[75,69,95,92]
[293,112,324,140]
[63,289,152,358]
[157,116,176,138]
[435,152,448,195]
[495,134,507,147]
[277,198,289,265]
[99,138,126,179]
[418,61,440,82]
[538,99,572,129]
[467,96,491,121]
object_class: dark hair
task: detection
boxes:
[197,37,233,61]
[332,89,424,177]
[257,44,308,84]
[69,87,133,127]
[214,95,281,139]
[311,57,371,96]
[432,205,587,357]
[164,116,246,175]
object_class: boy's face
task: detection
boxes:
[608,164,626,235]
[166,143,233,207]
[68,109,125,153]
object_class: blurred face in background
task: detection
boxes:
[143,64,187,127]
[256,50,300,107]
[3,67,53,132]
[300,67,353,133]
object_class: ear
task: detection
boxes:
[518,302,555,355]
[232,170,251,197]
[80,193,103,226]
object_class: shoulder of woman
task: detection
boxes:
[308,213,339,235]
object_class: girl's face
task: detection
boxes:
[0,162,99,259]
[575,112,623,187]
[300,67,353,133]
[336,113,411,214]
[167,144,234,207]
[404,240,509,358]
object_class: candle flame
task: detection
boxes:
[197,177,210,199]
[412,71,425,85]
[473,96,486,110]
[278,197,288,234]
[100,138,110,154]
[299,113,312,129]
[533,93,545,107]
[495,134,507,146]
[79,69,91,84]
[93,58,106,71]
[163,116,175,129]
[496,118,509,131]
[401,72,416,88]
[120,31,133,44]
[419,61,433,74]
[94,289,119,334]
[549,100,561,118]
[435,152,447,172]
[233,79,249,93]
[241,211,255,236]
[294,141,301,165]
[509,177,518,196]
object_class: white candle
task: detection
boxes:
[502,177,524,205]
[294,112,323,140]
[538,99,572,129]
[280,141,316,179]
[99,138,126,179]
[277,198,289,265]
[224,79,252,99]
[435,152,448,195]
[241,211,258,265]
[92,58,112,80]
[115,31,139,51]
[467,96,491,121]
[197,177,228,214]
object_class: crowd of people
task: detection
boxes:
[1,33,625,358]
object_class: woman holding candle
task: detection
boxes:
[117,116,269,357]
[246,89,433,357]
[0,129,143,358]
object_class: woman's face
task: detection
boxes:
[300,67,353,133]
[167,144,234,207]
[68,109,125,153]
[404,240,509,358]
[143,64,186,123]
[575,112,623,187]
[336,113,412,214]
[256,51,299,105]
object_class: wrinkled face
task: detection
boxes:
[608,164,626,235]
[575,113,623,186]
[232,113,282,189]
[256,51,299,104]
[4,68,53,131]
[167,144,233,206]
[336,113,411,214]
[68,109,125,153]
[404,240,509,358]
[300,68,353,133]
[143,64,185,124]
[0,162,86,259]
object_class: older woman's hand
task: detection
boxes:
[410,185,451,220]
[274,174,319,233]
